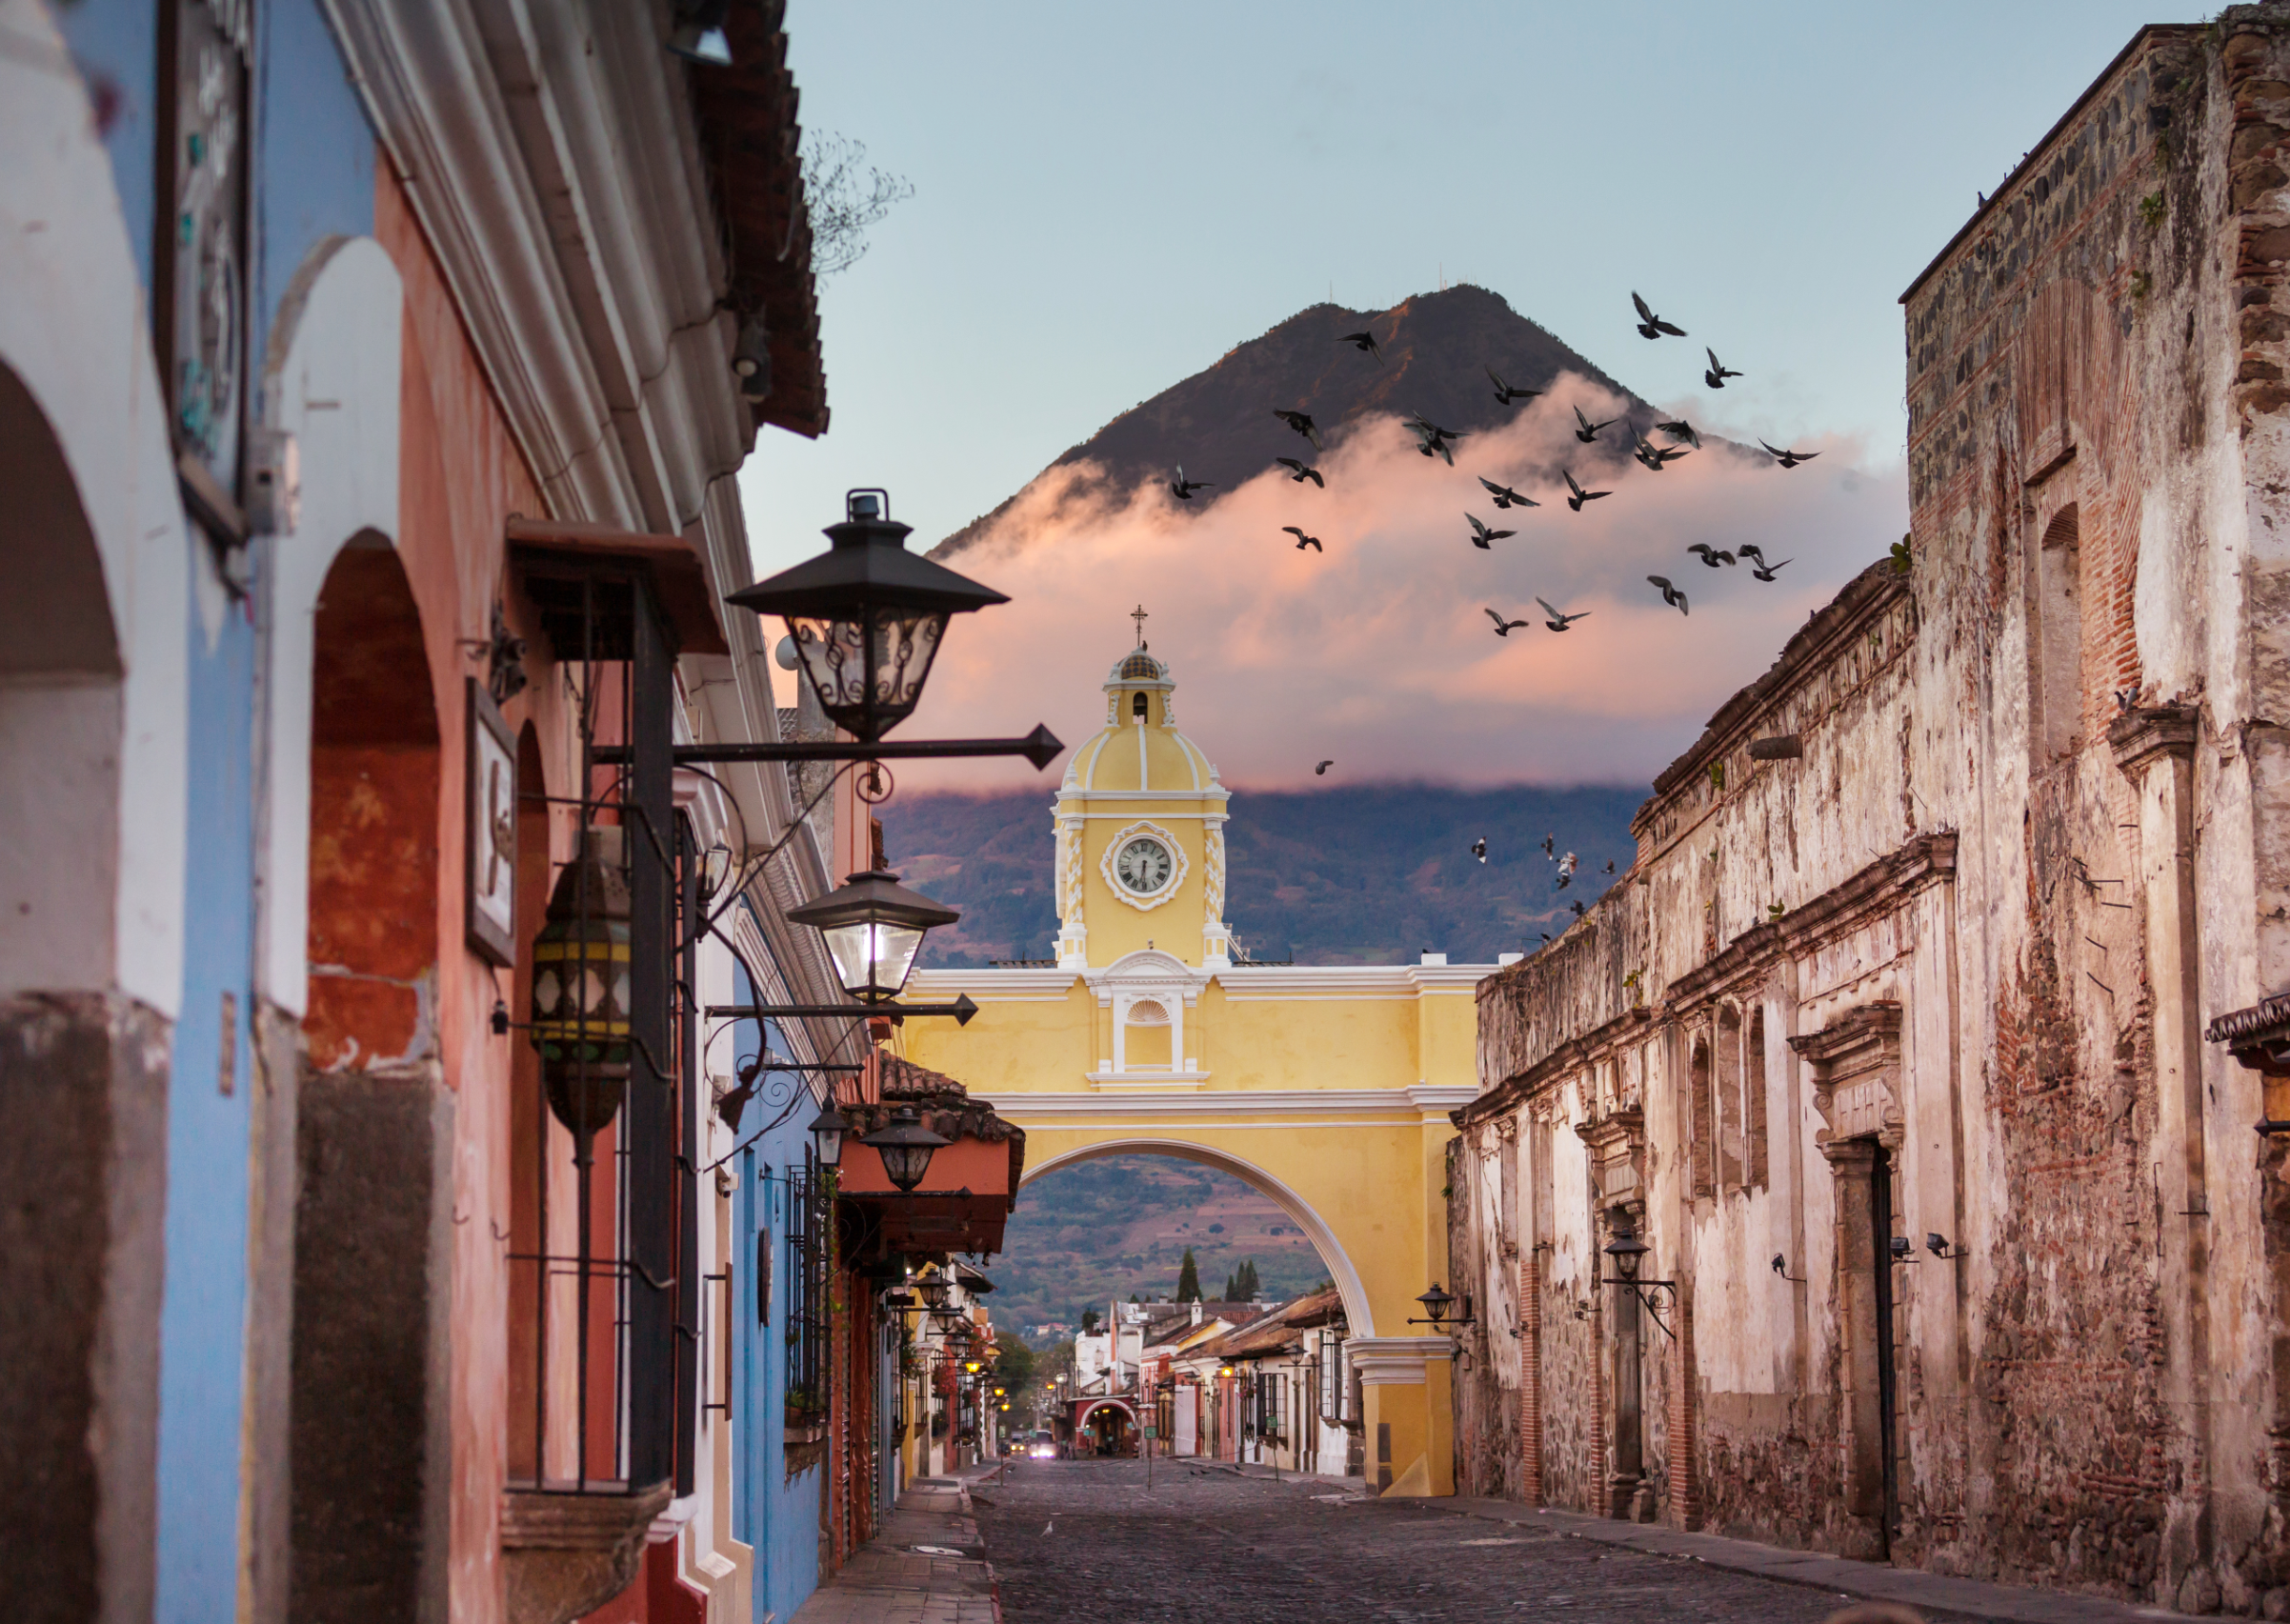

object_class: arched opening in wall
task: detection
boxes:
[0,360,157,1621]
[2032,504,2082,768]
[1716,1005,1744,1190]
[1745,1005,1769,1188]
[291,538,451,1619]
[1688,1037,1715,1199]
[1011,1143,1371,1476]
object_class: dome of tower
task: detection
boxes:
[1064,643,1222,794]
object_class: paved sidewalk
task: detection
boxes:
[789,1475,998,1624]
[1412,1495,2201,1624]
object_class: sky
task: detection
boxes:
[734,1,2164,789]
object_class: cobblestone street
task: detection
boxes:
[974,1461,1977,1623]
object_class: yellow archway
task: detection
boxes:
[898,630,1503,1495]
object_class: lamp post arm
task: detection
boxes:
[593,724,1064,771]
[706,996,979,1026]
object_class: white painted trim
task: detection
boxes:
[1347,1336,1457,1384]
[1083,1072,1212,1090]
[0,8,191,1012]
[1021,1139,1377,1337]
[909,969,1077,997]
[257,238,405,1016]
[1018,1119,1439,1131]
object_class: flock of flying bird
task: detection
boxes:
[1169,291,1818,632]
[1194,291,1823,892]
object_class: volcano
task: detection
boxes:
[934,284,1664,558]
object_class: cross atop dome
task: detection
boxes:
[1131,603,1149,648]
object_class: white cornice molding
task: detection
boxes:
[988,1088,1470,1117]
[1216,964,1498,996]
[909,969,1077,998]
[319,0,749,533]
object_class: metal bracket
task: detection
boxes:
[1598,1275,1679,1340]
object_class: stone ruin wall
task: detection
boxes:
[1448,12,2290,1613]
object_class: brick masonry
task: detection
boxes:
[1445,8,2290,1614]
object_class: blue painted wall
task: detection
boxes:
[728,948,826,1624]
[81,0,381,1615]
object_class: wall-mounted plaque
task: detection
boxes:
[465,678,517,965]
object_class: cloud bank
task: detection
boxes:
[886,377,1906,792]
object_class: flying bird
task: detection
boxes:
[1687,543,1736,568]
[1537,597,1590,632]
[1570,899,1587,918]
[1737,543,1768,566]
[1466,512,1516,550]
[1282,527,1323,552]
[1486,367,1539,405]
[1477,476,1538,510]
[1632,432,1691,472]
[1704,349,1743,388]
[1541,833,1556,859]
[1603,859,1616,874]
[1572,405,1616,444]
[1272,408,1322,450]
[1749,555,1793,583]
[1655,419,1702,449]
[1339,331,1383,361]
[1276,456,1325,488]
[1407,413,1464,465]
[1471,837,1488,863]
[1760,440,1820,469]
[1563,470,1611,511]
[1315,760,1334,775]
[1632,291,1687,339]
[1647,574,1691,614]
[1485,607,1532,636]
[1557,852,1577,881]
[1170,467,1213,500]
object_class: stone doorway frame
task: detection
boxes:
[1791,1002,1906,1561]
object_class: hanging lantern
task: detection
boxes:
[722,490,1010,745]
[785,869,961,1004]
[530,827,633,1162]
[864,1105,951,1193]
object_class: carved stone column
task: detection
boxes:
[1577,1109,1655,1521]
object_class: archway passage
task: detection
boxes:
[1075,1399,1138,1457]
[290,541,453,1620]
[1015,1140,1376,1338]
[0,360,163,1623]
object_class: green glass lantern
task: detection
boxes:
[530,827,633,1162]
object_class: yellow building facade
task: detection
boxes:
[899,635,1498,1494]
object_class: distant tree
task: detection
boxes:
[1081,1309,1102,1335]
[1236,1260,1261,1298]
[1176,1249,1202,1301]
[1207,1223,1225,1233]
[994,1338,1036,1400]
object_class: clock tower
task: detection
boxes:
[1051,619,1232,972]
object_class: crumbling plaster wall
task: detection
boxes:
[1454,12,2290,1612]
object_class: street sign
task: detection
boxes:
[1144,1425,1157,1438]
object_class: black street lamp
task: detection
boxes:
[865,1106,949,1193]
[726,490,1009,745]
[807,1098,850,1168]
[1604,1225,1652,1282]
[786,869,961,1004]
[1408,1284,1475,1330]
[530,828,633,1163]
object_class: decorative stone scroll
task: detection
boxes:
[1788,1002,1904,1155]
[1575,1106,1647,1210]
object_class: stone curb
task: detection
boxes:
[1394,1496,2203,1624]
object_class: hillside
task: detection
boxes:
[934,284,1661,558]
[984,1154,1333,1341]
[879,781,1642,968]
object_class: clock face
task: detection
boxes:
[1115,836,1175,895]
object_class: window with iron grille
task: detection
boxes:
[785,1154,831,1428]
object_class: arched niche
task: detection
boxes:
[257,234,404,1017]
[0,356,165,1624]
[1019,1139,1377,1336]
